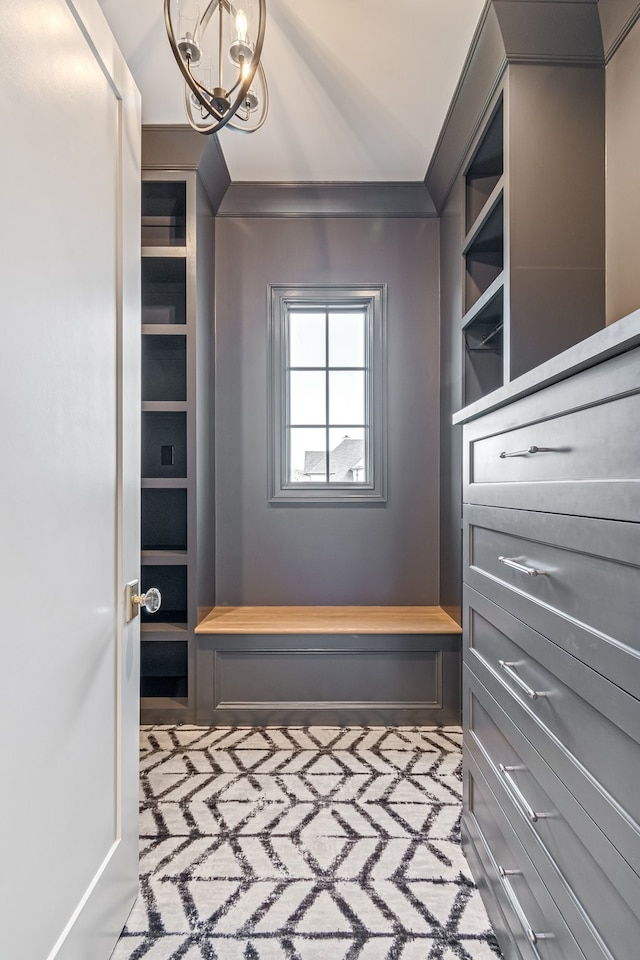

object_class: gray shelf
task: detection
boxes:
[464,195,504,311]
[141,622,189,635]
[465,100,504,231]
[463,286,505,406]
[141,487,187,552]
[142,335,187,402]
[141,255,187,325]
[141,180,186,247]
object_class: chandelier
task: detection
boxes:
[164,0,268,134]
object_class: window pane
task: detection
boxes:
[328,312,365,367]
[290,428,327,482]
[329,370,365,425]
[290,371,326,425]
[328,428,366,483]
[289,312,326,367]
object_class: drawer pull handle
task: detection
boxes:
[498,660,546,700]
[499,445,549,458]
[498,556,545,577]
[498,866,552,946]
[499,763,548,823]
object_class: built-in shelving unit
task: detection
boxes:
[461,64,605,406]
[139,172,214,723]
[462,100,504,404]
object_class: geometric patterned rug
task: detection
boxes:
[111,726,502,960]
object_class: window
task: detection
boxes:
[269,285,386,502]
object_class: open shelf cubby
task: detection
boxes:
[141,180,186,246]
[142,257,186,325]
[465,101,503,231]
[142,411,187,478]
[142,334,187,401]
[141,487,188,552]
[141,565,188,624]
[464,195,504,310]
[140,640,188,698]
[463,285,504,405]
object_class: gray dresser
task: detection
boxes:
[454,312,640,960]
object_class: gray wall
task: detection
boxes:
[605,15,640,324]
[214,216,440,605]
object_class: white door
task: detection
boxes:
[0,2,141,958]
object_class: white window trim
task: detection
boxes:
[268,284,387,504]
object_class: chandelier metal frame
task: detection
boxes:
[164,0,268,135]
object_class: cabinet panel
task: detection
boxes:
[464,587,640,878]
[470,392,640,486]
[464,505,640,697]
[462,345,640,521]
[465,757,587,960]
[466,671,640,960]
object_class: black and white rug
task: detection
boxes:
[112,726,502,959]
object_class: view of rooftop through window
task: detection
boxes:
[287,310,368,483]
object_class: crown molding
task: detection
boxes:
[216,182,437,218]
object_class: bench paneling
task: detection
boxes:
[196,632,461,725]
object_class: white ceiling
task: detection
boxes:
[98,0,486,183]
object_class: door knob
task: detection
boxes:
[125,581,162,622]
[133,587,162,614]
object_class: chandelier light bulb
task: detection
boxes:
[235,9,248,43]
[229,6,254,66]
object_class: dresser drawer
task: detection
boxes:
[464,504,640,699]
[465,669,640,960]
[462,346,640,520]
[464,753,587,960]
[464,587,640,877]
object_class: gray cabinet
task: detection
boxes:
[458,323,640,959]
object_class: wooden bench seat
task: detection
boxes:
[196,605,462,635]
